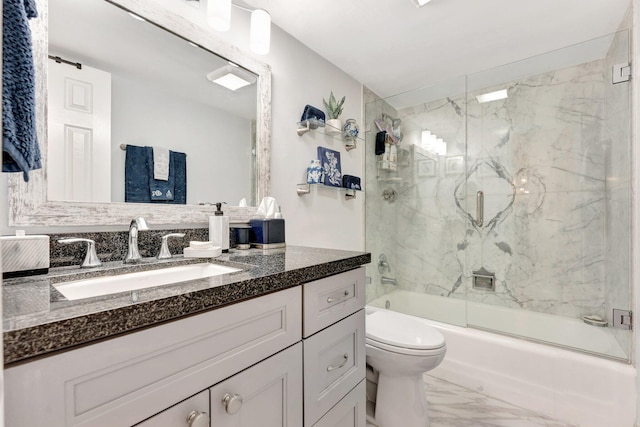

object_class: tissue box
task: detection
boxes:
[249,219,285,248]
[1,234,50,278]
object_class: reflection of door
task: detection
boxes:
[48,59,111,202]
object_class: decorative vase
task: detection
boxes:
[326,118,342,136]
[306,159,323,184]
[342,119,359,144]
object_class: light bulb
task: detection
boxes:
[250,9,271,55]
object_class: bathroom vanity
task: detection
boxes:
[3,246,370,426]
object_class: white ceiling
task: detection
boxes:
[246,0,631,99]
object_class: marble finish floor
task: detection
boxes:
[367,374,577,427]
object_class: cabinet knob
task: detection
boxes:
[186,410,209,427]
[222,393,243,415]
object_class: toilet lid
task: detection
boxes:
[366,310,445,350]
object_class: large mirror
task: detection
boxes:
[8,0,271,227]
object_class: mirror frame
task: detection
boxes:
[8,0,270,227]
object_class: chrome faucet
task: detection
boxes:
[381,276,397,286]
[125,217,149,263]
[58,238,102,268]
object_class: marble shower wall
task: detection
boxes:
[365,41,631,329]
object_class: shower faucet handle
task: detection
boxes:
[378,254,391,274]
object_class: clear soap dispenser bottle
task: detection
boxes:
[209,202,230,252]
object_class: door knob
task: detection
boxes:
[186,410,209,427]
[222,393,243,415]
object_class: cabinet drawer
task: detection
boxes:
[135,390,209,427]
[209,343,303,427]
[303,267,365,337]
[312,380,366,427]
[303,310,366,427]
[6,287,301,427]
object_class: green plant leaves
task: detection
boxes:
[323,91,346,119]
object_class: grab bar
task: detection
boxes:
[476,191,484,227]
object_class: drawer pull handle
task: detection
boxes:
[327,290,350,304]
[222,393,243,415]
[327,353,349,372]
[186,410,209,427]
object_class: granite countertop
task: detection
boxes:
[3,245,371,365]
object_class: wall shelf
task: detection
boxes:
[296,183,359,200]
[296,121,362,151]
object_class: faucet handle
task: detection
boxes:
[58,238,102,268]
[157,233,186,259]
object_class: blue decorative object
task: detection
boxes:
[317,146,342,187]
[300,104,325,129]
[342,119,359,142]
[306,159,323,184]
[342,175,361,190]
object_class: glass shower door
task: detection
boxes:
[464,31,632,361]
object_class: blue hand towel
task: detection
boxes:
[124,145,151,203]
[2,0,42,181]
[170,151,187,204]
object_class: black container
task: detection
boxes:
[233,225,252,250]
[249,218,285,246]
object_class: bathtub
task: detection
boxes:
[368,290,636,427]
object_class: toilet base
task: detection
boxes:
[374,372,429,427]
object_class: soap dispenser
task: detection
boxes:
[209,202,230,252]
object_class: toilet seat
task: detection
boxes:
[366,310,445,351]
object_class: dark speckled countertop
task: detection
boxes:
[3,246,370,365]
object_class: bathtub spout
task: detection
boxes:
[381,276,397,286]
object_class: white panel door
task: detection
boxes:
[48,59,111,202]
[209,343,303,427]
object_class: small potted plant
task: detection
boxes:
[323,92,345,136]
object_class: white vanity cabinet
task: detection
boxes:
[302,267,367,427]
[208,343,303,426]
[135,390,210,427]
[5,287,302,427]
[5,267,367,427]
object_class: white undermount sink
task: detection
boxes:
[53,263,241,301]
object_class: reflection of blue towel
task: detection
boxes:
[171,151,187,204]
[124,145,187,204]
[125,145,150,203]
[2,0,41,181]
[149,149,174,201]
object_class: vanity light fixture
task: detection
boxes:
[206,62,257,91]
[250,9,271,55]
[204,0,271,55]
[207,0,231,31]
[410,0,433,7]
[476,89,508,104]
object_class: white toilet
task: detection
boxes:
[365,308,446,427]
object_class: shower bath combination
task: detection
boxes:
[365,28,633,363]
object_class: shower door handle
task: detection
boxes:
[476,191,484,227]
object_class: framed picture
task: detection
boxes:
[445,156,464,175]
[417,159,436,177]
[317,146,342,187]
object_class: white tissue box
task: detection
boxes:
[1,234,50,276]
